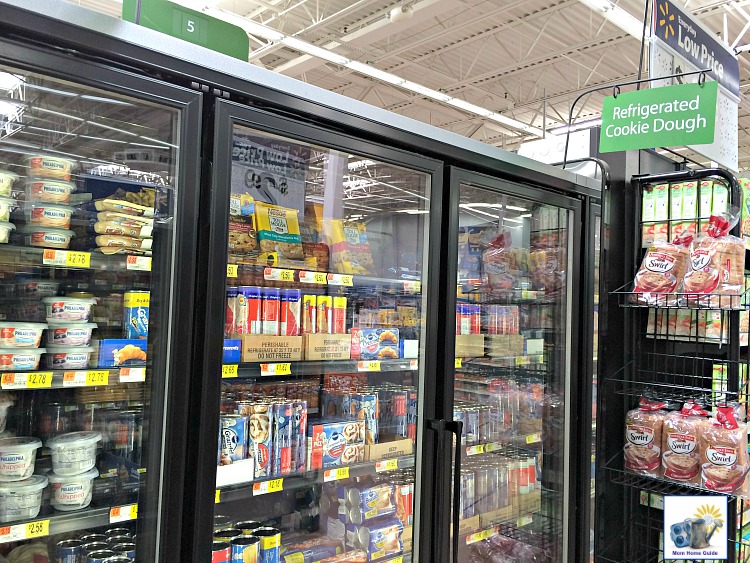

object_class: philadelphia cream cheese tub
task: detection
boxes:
[0,437,42,481]
[0,348,45,371]
[20,226,74,249]
[26,179,76,204]
[0,322,47,347]
[43,346,94,369]
[0,221,14,244]
[27,156,75,181]
[48,467,98,511]
[46,431,101,475]
[46,322,96,346]
[27,203,74,229]
[0,197,16,222]
[0,475,47,522]
[43,297,96,321]
[0,170,19,196]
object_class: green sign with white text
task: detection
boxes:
[122,0,249,61]
[599,81,717,153]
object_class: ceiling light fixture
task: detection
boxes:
[578,0,648,40]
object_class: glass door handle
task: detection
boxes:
[445,420,463,563]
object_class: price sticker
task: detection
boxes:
[324,467,350,482]
[357,361,381,372]
[466,527,499,545]
[119,367,146,383]
[403,281,421,293]
[109,504,138,523]
[517,515,533,527]
[299,271,327,284]
[485,442,500,453]
[260,363,292,376]
[389,558,403,563]
[253,479,283,495]
[521,290,536,300]
[215,490,221,504]
[515,356,530,366]
[226,264,239,278]
[526,433,542,444]
[42,249,90,268]
[0,520,50,543]
[1,373,53,390]
[221,364,238,379]
[327,273,353,286]
[455,358,462,368]
[126,255,152,272]
[264,268,295,283]
[409,359,418,370]
[63,371,109,387]
[466,444,485,456]
[375,459,399,473]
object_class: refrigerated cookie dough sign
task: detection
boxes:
[599,82,717,153]
[231,134,309,213]
[663,496,727,560]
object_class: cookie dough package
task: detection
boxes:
[324,219,375,275]
[662,403,709,484]
[254,201,304,261]
[684,215,746,308]
[632,238,690,306]
[624,397,668,477]
[700,405,749,493]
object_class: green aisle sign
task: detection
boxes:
[599,81,717,153]
[122,0,250,61]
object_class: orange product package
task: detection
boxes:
[684,215,746,308]
[624,397,668,477]
[632,237,690,306]
[661,403,709,484]
[700,404,749,493]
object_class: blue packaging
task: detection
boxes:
[281,545,340,562]
[223,339,242,363]
[56,539,83,563]
[272,402,293,476]
[123,291,149,339]
[98,339,147,367]
[356,328,400,360]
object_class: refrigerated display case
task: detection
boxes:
[0,39,202,562]
[202,100,443,563]
[438,170,582,563]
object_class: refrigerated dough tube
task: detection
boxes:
[94,198,154,217]
[93,221,153,238]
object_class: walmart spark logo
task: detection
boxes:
[658,1,676,39]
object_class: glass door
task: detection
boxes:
[446,173,581,562]
[201,100,442,563]
[0,47,202,562]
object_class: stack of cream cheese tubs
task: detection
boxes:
[0,169,18,244]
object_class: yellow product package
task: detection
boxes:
[253,201,304,261]
[325,219,375,275]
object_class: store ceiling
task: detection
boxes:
[65,0,750,170]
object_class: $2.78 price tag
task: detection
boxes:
[1,372,53,389]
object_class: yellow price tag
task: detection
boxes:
[65,251,91,268]
[376,458,399,472]
[85,371,109,386]
[526,432,542,444]
[215,490,221,504]
[485,442,499,453]
[357,361,381,372]
[390,558,403,563]
[324,467,350,482]
[516,356,529,366]
[260,363,291,376]
[27,373,52,389]
[24,520,49,539]
[227,264,238,278]
[455,358,462,368]
[466,444,485,456]
[280,270,295,282]
[268,478,283,493]
[517,515,533,527]
[300,271,327,284]
[222,364,238,379]
[129,505,138,519]
[1,374,14,387]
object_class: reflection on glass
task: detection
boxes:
[213,125,430,561]
[0,65,180,559]
[452,185,569,562]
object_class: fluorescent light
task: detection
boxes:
[520,214,532,218]
[578,0,648,40]
[487,112,546,137]
[0,73,22,91]
[397,209,430,214]
[348,159,376,170]
[400,81,451,102]
[503,217,524,223]
[446,98,493,117]
[344,62,406,86]
[549,118,602,135]
[505,205,528,212]
[282,37,349,65]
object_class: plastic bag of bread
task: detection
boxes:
[482,229,522,293]
[700,404,749,493]
[684,214,746,308]
[529,246,566,294]
[632,236,690,306]
[624,397,669,477]
[662,402,709,484]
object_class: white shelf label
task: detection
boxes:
[327,273,353,286]
[403,281,421,293]
[357,361,381,372]
[323,467,350,482]
[0,520,49,543]
[126,255,152,272]
[375,459,399,472]
[119,368,146,383]
[299,271,327,284]
[1,372,53,389]
[409,360,418,370]
[43,249,90,268]
[109,504,138,523]
[264,268,295,283]
[63,370,109,387]
[260,363,291,376]
[253,478,283,495]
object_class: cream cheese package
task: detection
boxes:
[27,179,76,204]
[0,170,19,196]
[27,156,75,180]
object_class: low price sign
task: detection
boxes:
[599,81,717,153]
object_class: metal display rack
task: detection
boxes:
[596,168,750,562]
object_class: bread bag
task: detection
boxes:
[625,397,668,477]
[700,404,749,493]
[662,403,708,484]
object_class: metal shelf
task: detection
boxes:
[610,282,749,310]
[215,455,415,505]
[0,244,151,272]
[223,358,418,380]
[0,367,146,390]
